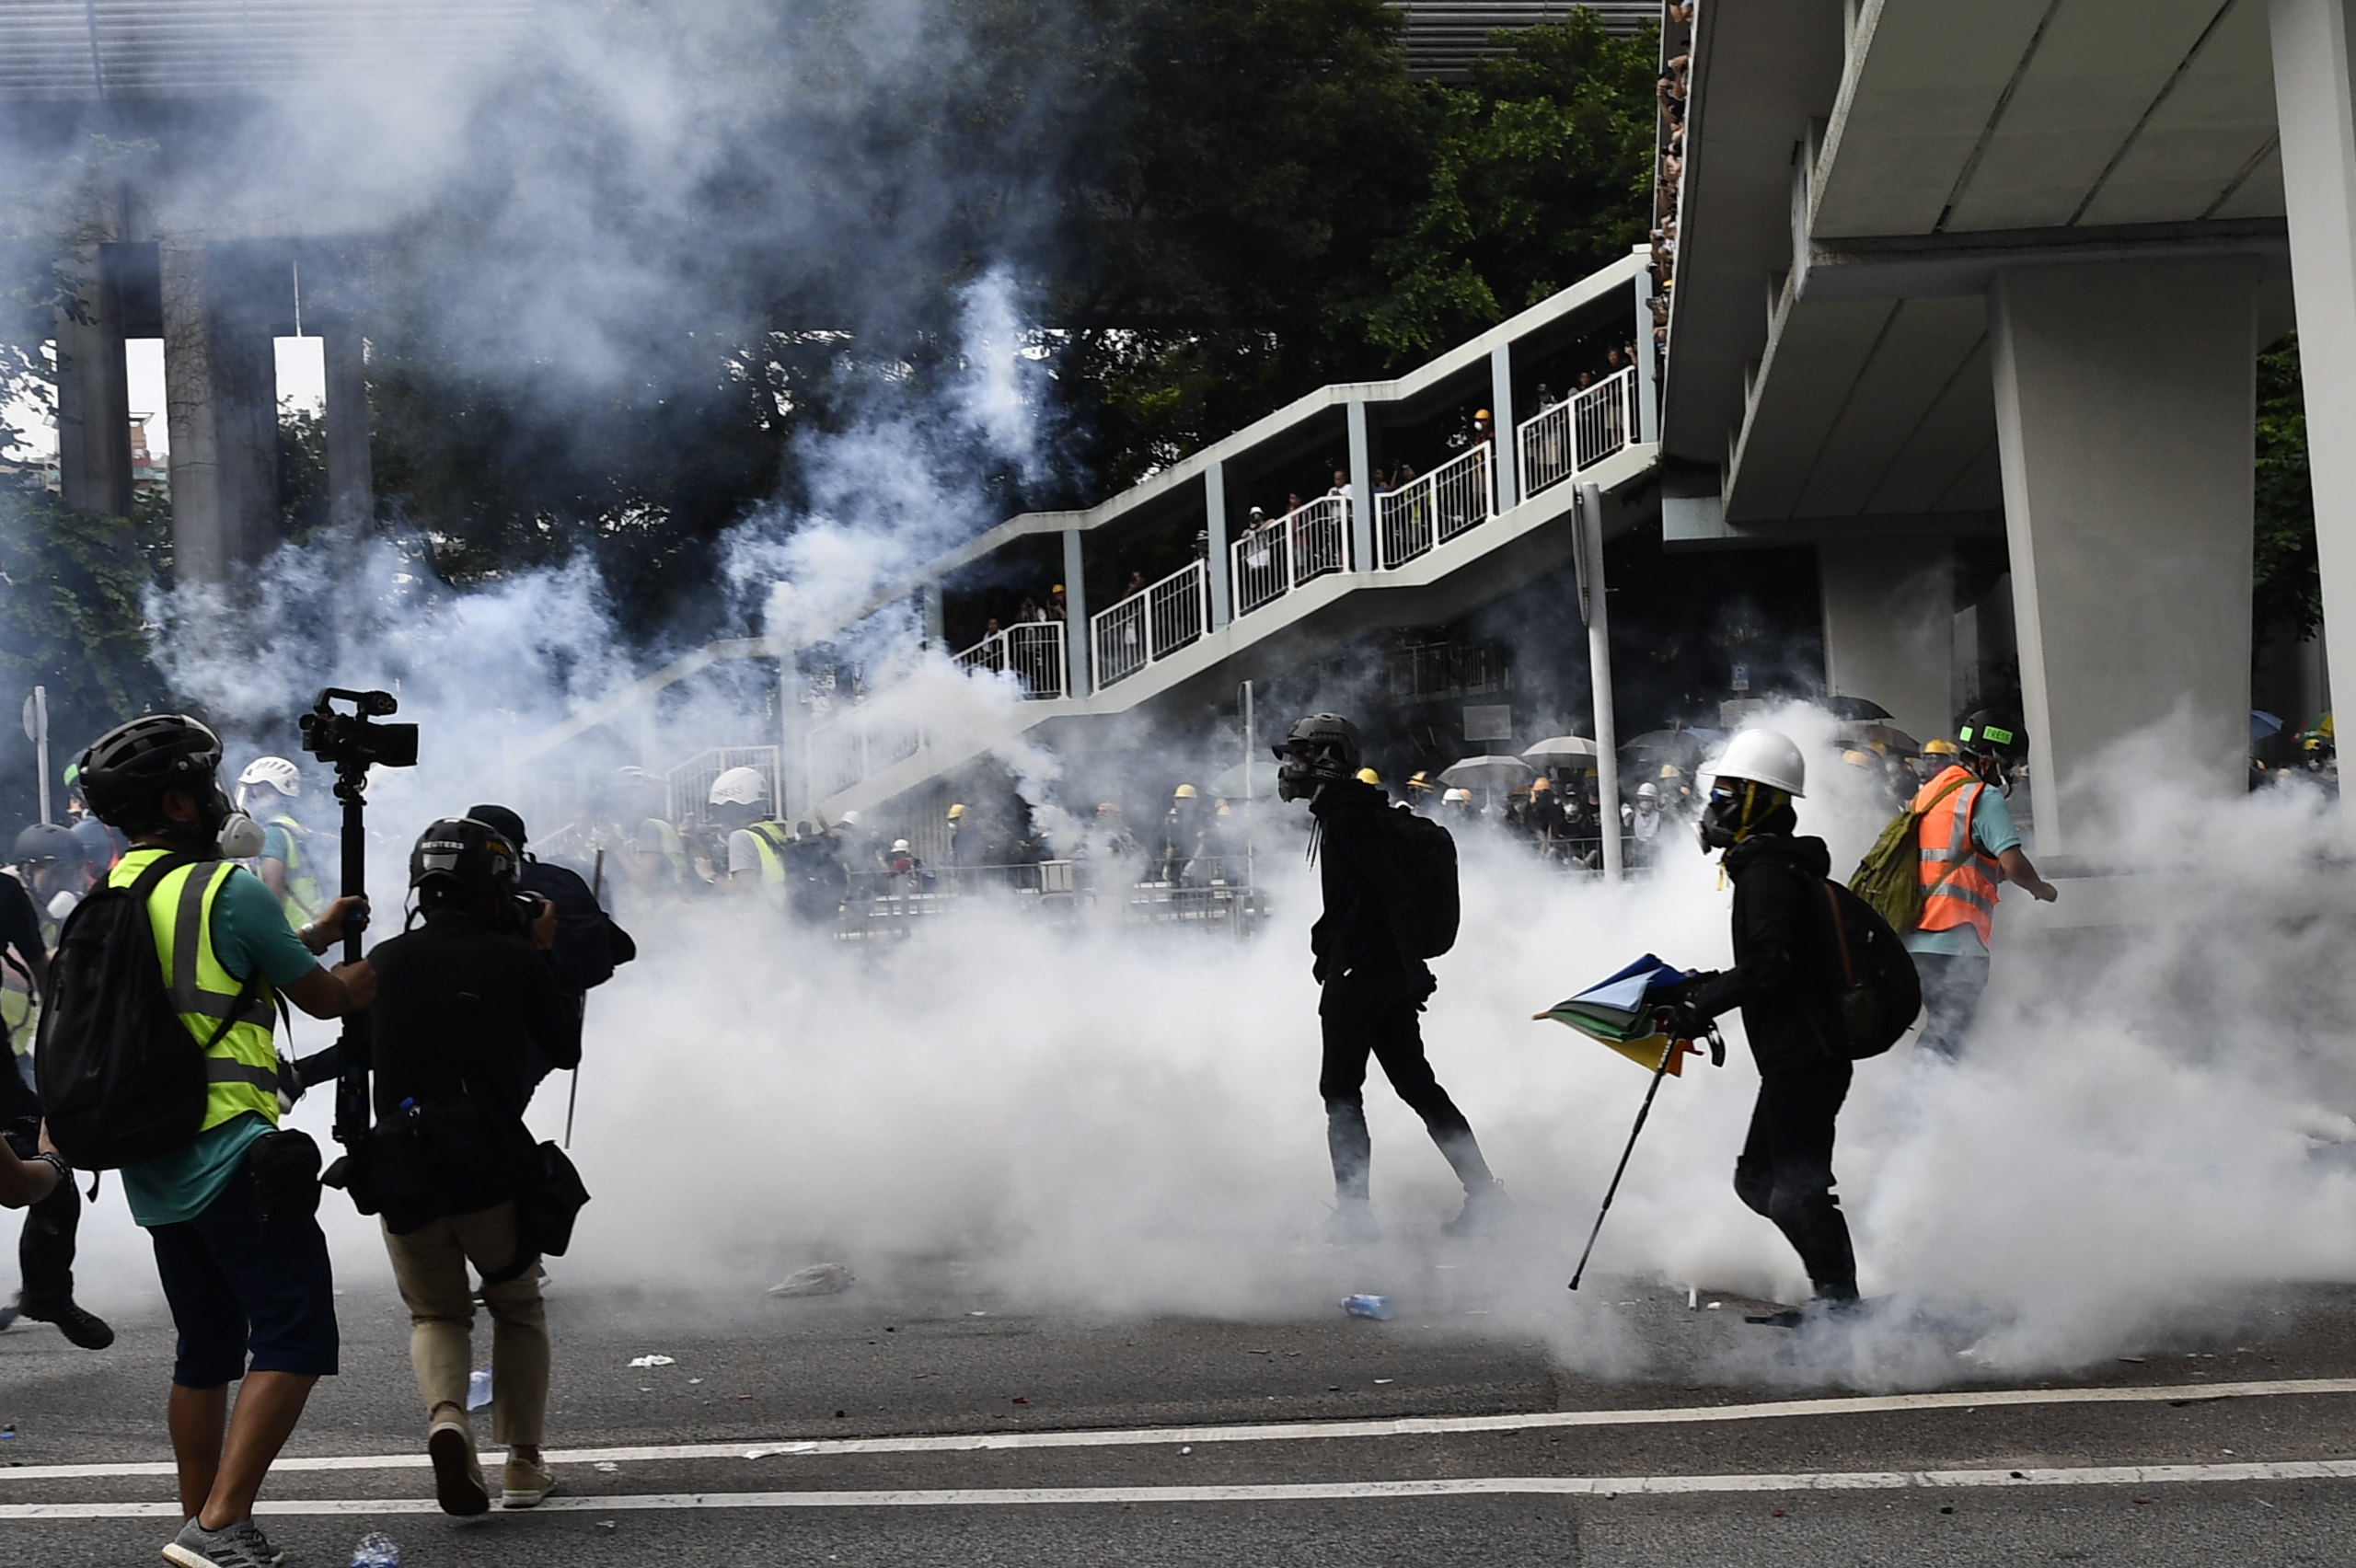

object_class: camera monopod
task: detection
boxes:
[297,689,419,1170]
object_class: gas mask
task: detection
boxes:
[1695,779,1785,851]
[1274,743,1348,803]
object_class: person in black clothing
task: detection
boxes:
[368,817,581,1516]
[466,805,633,1093]
[1661,731,1858,1313]
[0,828,110,1348]
[1276,714,1509,1243]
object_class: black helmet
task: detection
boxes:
[76,715,225,829]
[1958,709,2029,763]
[1273,713,1364,802]
[465,803,529,849]
[11,822,83,866]
[409,817,519,897]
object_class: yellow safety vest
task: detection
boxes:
[267,814,325,929]
[648,817,692,883]
[110,848,282,1134]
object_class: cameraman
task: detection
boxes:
[368,818,579,1516]
[465,803,634,1090]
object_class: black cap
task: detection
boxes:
[466,803,528,848]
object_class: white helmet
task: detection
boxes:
[839,810,860,828]
[891,837,912,853]
[709,766,768,807]
[1636,782,1659,801]
[237,755,302,799]
[1712,729,1807,797]
[1444,787,1471,803]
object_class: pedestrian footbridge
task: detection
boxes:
[518,248,1665,822]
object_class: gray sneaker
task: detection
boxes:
[160,1516,279,1568]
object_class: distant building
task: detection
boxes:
[130,417,167,501]
[1390,0,1656,80]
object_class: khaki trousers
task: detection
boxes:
[379,1201,549,1447]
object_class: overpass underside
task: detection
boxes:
[1660,0,2355,853]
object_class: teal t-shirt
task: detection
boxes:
[260,821,295,867]
[1904,784,2023,957]
[121,861,323,1228]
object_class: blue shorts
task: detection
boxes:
[148,1174,339,1388]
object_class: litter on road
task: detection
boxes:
[768,1263,856,1297]
[628,1355,676,1368]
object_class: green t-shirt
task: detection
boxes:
[121,861,323,1228]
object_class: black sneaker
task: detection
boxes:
[160,1516,278,1568]
[20,1297,112,1350]
[0,1291,18,1332]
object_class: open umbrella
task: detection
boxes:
[1439,755,1532,790]
[1835,721,1920,755]
[1826,696,1892,721]
[1520,735,1599,764]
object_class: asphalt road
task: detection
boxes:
[10,1255,2356,1566]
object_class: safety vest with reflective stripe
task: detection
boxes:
[110,848,283,1133]
[266,814,325,929]
[647,816,692,884]
[746,821,791,908]
[1912,765,2000,945]
[0,870,36,1055]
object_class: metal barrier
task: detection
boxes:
[1377,444,1493,569]
[1091,559,1208,689]
[1231,494,1351,617]
[803,707,925,803]
[953,619,1068,699]
[1517,365,1638,499]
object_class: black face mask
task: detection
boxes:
[1695,780,1784,851]
[1275,745,1350,803]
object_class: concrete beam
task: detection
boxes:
[320,322,372,532]
[161,241,285,583]
[1988,256,2258,854]
[53,248,133,519]
[1796,216,2292,303]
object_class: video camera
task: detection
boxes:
[299,688,419,774]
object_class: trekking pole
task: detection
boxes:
[563,847,602,1149]
[1568,1023,1718,1291]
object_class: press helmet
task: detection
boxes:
[1957,710,2028,764]
[237,755,303,800]
[409,816,518,898]
[1274,713,1364,802]
[77,714,226,831]
[709,766,769,807]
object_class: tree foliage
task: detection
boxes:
[2255,334,2321,644]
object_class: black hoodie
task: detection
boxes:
[1308,778,1433,1004]
[1687,833,1838,1074]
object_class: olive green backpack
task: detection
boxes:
[1847,775,1972,935]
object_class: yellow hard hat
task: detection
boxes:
[1407,771,1429,790]
[1841,750,1872,767]
[948,802,965,820]
[1475,408,1491,420]
[1658,764,1682,779]
[1356,767,1380,786]
[1923,738,1959,756]
[1053,583,1065,593]
[1174,783,1197,799]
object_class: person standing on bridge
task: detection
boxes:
[1904,712,2058,1059]
[1276,714,1510,1243]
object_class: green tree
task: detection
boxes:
[0,490,174,764]
[2255,334,2321,643]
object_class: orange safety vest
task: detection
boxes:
[1912,764,2000,945]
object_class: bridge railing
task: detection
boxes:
[1231,494,1351,617]
[1517,364,1639,500]
[1091,559,1208,689]
[952,619,1068,700]
[1376,444,1494,570]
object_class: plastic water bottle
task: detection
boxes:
[467,1367,493,1411]
[350,1532,399,1567]
[1340,1294,1395,1320]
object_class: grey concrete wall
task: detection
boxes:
[1988,257,2258,852]
[1817,534,1954,745]
[320,322,373,532]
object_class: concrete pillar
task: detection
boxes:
[1203,459,1230,628]
[320,323,373,531]
[1489,344,1518,511]
[1632,249,1660,444]
[1988,258,2258,852]
[1346,400,1373,571]
[2269,0,2356,837]
[161,242,283,584]
[1818,536,1954,747]
[53,250,133,518]
[1062,528,1091,696]
[921,581,944,648]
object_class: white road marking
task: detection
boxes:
[5,1376,2348,1483]
[10,1458,2356,1519]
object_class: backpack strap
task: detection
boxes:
[1821,882,1857,987]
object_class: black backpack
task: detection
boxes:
[37,855,262,1170]
[1812,878,1922,1059]
[1384,806,1460,958]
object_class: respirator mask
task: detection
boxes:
[218,810,266,859]
[1695,779,1784,851]
[1274,743,1346,803]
